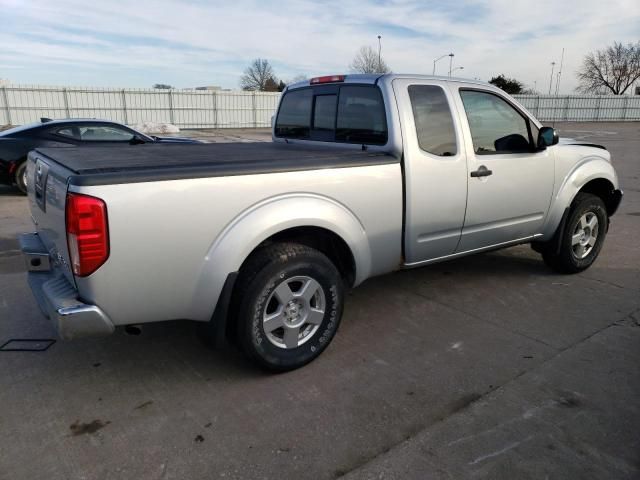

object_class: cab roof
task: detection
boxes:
[286,73,490,91]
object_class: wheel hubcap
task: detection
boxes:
[262,276,326,349]
[571,212,599,259]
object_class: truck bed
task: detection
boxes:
[34,142,397,186]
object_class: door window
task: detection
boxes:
[460,90,532,154]
[408,85,457,156]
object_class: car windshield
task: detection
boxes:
[0,122,43,137]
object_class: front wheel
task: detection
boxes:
[15,162,27,194]
[233,243,344,371]
[542,193,608,273]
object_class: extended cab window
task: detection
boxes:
[336,86,387,145]
[275,89,313,139]
[408,85,457,156]
[460,90,532,154]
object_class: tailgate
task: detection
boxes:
[26,150,76,285]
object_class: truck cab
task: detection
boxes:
[272,74,621,266]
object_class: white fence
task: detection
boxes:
[513,95,640,122]
[0,85,281,128]
[1,85,639,128]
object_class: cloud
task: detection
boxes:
[0,0,638,91]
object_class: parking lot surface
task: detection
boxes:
[0,123,638,479]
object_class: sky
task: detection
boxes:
[0,0,638,93]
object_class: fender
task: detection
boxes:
[541,155,619,238]
[189,193,371,321]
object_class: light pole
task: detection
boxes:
[433,53,453,75]
[451,66,464,76]
[548,61,556,95]
[448,53,455,77]
[377,35,382,72]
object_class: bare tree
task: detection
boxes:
[240,58,278,91]
[577,41,640,95]
[349,46,391,74]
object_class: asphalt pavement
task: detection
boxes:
[0,123,638,479]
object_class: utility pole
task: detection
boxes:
[548,61,556,95]
[377,35,382,72]
[448,53,455,77]
[554,48,565,96]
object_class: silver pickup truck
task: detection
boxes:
[20,74,622,370]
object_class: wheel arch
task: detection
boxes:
[577,178,621,216]
[190,193,371,322]
[247,226,357,287]
[542,157,620,238]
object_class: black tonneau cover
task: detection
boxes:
[34,142,397,186]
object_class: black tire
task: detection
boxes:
[15,162,27,195]
[232,242,344,371]
[542,193,608,273]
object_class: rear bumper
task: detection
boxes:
[19,233,114,340]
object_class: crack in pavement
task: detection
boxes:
[581,275,633,291]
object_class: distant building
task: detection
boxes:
[0,78,10,86]
[179,85,222,91]
[181,85,233,92]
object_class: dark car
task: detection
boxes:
[0,118,202,193]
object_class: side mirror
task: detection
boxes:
[129,135,146,145]
[537,126,559,150]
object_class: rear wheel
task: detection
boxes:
[15,162,27,194]
[233,243,344,371]
[542,193,608,273]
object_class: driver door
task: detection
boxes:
[451,87,554,252]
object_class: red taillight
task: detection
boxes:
[310,75,346,84]
[66,193,109,277]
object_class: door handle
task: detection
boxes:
[470,166,493,178]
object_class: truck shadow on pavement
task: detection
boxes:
[2,245,579,380]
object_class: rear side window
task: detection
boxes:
[274,89,313,139]
[336,86,387,145]
[408,85,457,156]
[56,127,81,140]
[79,126,134,141]
[275,85,387,145]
